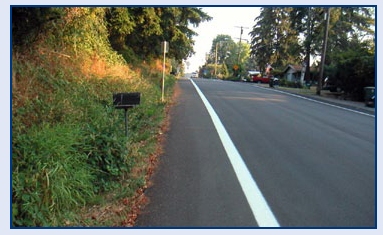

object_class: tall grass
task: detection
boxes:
[12,7,176,226]
[12,124,95,226]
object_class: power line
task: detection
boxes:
[235,26,249,44]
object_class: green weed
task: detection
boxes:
[12,124,95,226]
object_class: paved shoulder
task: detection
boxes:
[135,78,256,227]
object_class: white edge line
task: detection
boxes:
[254,85,375,118]
[189,79,280,227]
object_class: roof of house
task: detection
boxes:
[283,64,318,73]
[283,64,303,73]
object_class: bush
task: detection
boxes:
[80,104,132,193]
[279,78,302,88]
[119,46,141,66]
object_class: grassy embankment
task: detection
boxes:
[12,8,175,226]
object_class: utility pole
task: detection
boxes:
[304,7,311,84]
[235,26,249,64]
[214,38,229,77]
[234,26,249,77]
[161,41,168,102]
[317,8,331,95]
[214,42,219,77]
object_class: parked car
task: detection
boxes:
[252,74,272,84]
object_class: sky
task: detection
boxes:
[185,7,261,73]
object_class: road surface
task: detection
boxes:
[135,78,376,228]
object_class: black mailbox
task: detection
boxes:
[113,92,141,109]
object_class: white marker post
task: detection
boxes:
[161,41,169,102]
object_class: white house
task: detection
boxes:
[283,64,304,82]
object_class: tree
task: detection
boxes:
[320,7,375,99]
[326,37,375,100]
[289,7,374,86]
[105,7,136,51]
[290,8,317,81]
[232,41,251,77]
[206,35,251,79]
[12,7,65,47]
[249,7,300,74]
[173,7,212,60]
[107,7,211,62]
[249,7,274,74]
[270,7,301,68]
[206,35,234,64]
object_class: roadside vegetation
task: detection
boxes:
[12,7,211,226]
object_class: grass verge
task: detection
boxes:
[12,46,176,226]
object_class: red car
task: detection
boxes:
[252,75,271,83]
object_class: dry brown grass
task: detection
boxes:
[80,54,133,80]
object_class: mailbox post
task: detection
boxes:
[113,92,141,137]
[161,41,169,102]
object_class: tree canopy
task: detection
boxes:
[249,7,374,71]
[105,7,212,62]
[12,7,212,64]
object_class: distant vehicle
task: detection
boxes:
[252,74,272,84]
[191,72,198,78]
[244,71,261,82]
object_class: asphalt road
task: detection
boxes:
[135,78,376,228]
